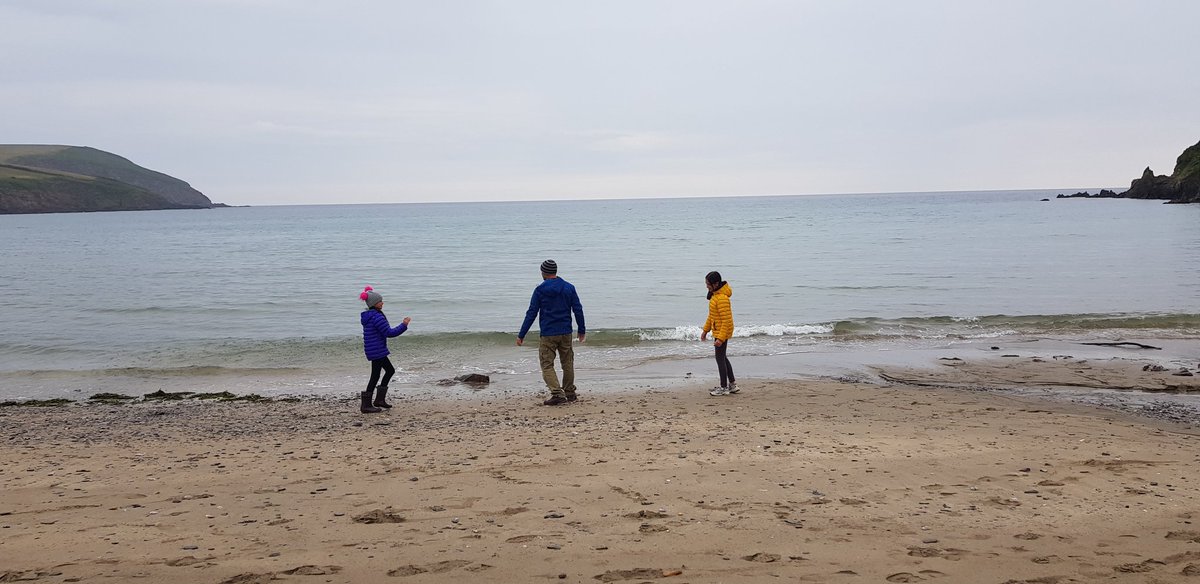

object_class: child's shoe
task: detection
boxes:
[360,391,382,413]
[373,386,393,409]
[709,386,729,396]
[728,382,740,394]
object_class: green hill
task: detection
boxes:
[0,145,213,214]
[1171,140,1200,203]
[1120,140,1200,203]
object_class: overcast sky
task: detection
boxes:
[2,1,1198,205]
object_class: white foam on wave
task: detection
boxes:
[961,329,1019,339]
[742,324,835,337]
[637,323,834,341]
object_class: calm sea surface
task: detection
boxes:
[2,190,1197,399]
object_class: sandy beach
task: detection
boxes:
[3,356,1200,583]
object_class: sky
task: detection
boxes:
[2,1,1198,205]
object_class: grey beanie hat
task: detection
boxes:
[361,287,383,307]
[540,259,558,275]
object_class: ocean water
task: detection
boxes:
[1,190,1198,399]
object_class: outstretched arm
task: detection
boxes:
[374,316,408,340]
[374,315,408,338]
[387,318,410,338]
[517,289,540,342]
[571,288,585,341]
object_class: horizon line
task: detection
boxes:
[218,186,1124,207]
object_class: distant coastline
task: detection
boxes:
[0,144,222,214]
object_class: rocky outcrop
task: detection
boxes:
[1059,140,1200,203]
[1122,167,1177,200]
[1057,189,1120,199]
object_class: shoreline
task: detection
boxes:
[4,320,1198,401]
[5,336,1198,427]
[4,376,1200,583]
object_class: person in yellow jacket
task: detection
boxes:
[700,270,738,396]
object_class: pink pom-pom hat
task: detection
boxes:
[361,286,382,307]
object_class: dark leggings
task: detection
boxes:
[367,357,395,392]
[715,340,735,388]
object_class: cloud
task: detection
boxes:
[576,130,689,153]
[2,1,1199,204]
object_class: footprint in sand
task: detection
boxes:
[906,546,967,561]
[886,573,921,583]
[387,560,472,577]
[985,496,1022,508]
[505,534,542,543]
[1081,459,1166,474]
[280,565,342,575]
[1114,559,1164,573]
[888,571,947,582]
[164,555,214,567]
[219,574,275,584]
[352,509,406,524]
[594,568,680,582]
[388,565,427,577]
[2,571,64,582]
[897,573,940,582]
[1166,531,1200,543]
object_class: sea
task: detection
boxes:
[1,190,1198,401]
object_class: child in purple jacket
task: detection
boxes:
[359,286,411,413]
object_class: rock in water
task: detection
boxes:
[455,374,491,385]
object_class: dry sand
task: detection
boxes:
[3,359,1200,583]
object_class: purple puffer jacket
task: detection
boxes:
[361,309,408,361]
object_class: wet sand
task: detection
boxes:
[4,359,1200,583]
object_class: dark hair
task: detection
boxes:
[705,271,725,299]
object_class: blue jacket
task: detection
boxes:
[361,309,408,361]
[519,277,586,339]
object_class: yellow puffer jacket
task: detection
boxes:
[703,282,734,341]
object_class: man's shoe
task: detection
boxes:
[709,386,729,396]
[543,395,568,406]
[565,394,578,402]
[727,383,740,394]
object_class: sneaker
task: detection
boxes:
[728,383,740,394]
[709,386,729,396]
[565,394,578,402]
[543,395,568,406]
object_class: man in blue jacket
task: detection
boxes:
[517,259,586,406]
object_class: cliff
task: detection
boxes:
[1127,139,1200,203]
[0,145,213,214]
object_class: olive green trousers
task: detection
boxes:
[538,334,576,397]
